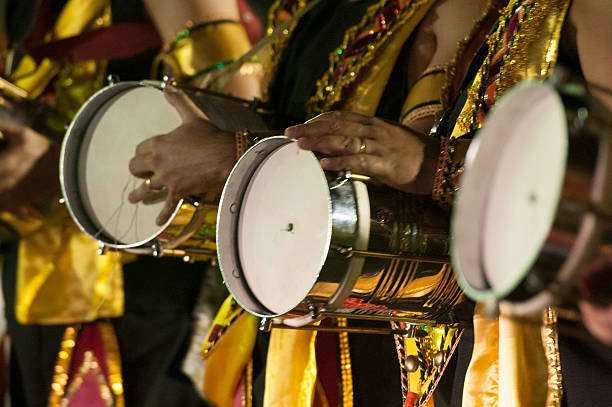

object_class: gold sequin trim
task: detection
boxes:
[48,325,80,407]
[337,318,354,407]
[497,0,571,95]
[263,0,308,97]
[99,322,125,405]
[541,307,563,407]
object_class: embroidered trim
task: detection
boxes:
[48,325,80,406]
[402,103,442,124]
[263,0,308,97]
[306,0,436,116]
[542,307,563,407]
[337,318,354,407]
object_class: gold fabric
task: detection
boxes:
[463,304,549,407]
[202,297,259,407]
[400,69,446,122]
[10,0,109,100]
[329,0,437,116]
[264,328,318,407]
[2,204,123,325]
[1,0,123,325]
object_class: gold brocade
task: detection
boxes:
[541,308,562,407]
[264,327,318,407]
[152,22,252,83]
[2,203,124,325]
[449,0,571,140]
[202,297,259,407]
[495,0,571,96]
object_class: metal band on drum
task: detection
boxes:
[217,137,465,327]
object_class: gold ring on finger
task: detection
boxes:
[358,136,367,154]
[145,177,165,193]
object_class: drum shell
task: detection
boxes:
[60,81,267,258]
[218,137,464,325]
[504,86,612,312]
[292,184,463,324]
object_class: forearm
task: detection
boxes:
[145,0,261,99]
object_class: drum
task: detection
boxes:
[217,137,464,327]
[60,80,267,260]
[452,80,612,315]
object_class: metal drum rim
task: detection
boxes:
[59,81,183,249]
[216,136,334,317]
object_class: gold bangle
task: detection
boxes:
[166,19,240,51]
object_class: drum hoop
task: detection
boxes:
[451,81,569,302]
[217,136,333,317]
[60,81,183,249]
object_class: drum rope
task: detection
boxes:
[93,177,142,244]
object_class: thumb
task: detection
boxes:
[163,85,207,122]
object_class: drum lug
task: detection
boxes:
[259,318,272,332]
[307,300,320,319]
[58,197,65,205]
[97,243,107,255]
[161,75,176,89]
[106,74,120,86]
[152,240,164,257]
[184,196,201,207]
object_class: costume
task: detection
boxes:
[431,0,612,405]
[0,0,255,405]
[201,1,473,406]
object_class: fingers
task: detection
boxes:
[127,179,176,226]
[128,180,158,204]
[297,133,378,156]
[306,111,375,125]
[319,154,386,176]
[129,153,154,178]
[286,119,373,142]
[164,85,206,122]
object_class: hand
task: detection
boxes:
[128,85,236,225]
[0,120,58,210]
[285,111,439,194]
[578,254,612,345]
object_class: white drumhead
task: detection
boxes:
[452,82,568,299]
[237,141,331,314]
[78,86,182,245]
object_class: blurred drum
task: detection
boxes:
[452,80,612,315]
[217,137,464,327]
[60,80,267,260]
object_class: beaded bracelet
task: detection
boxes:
[432,137,468,205]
